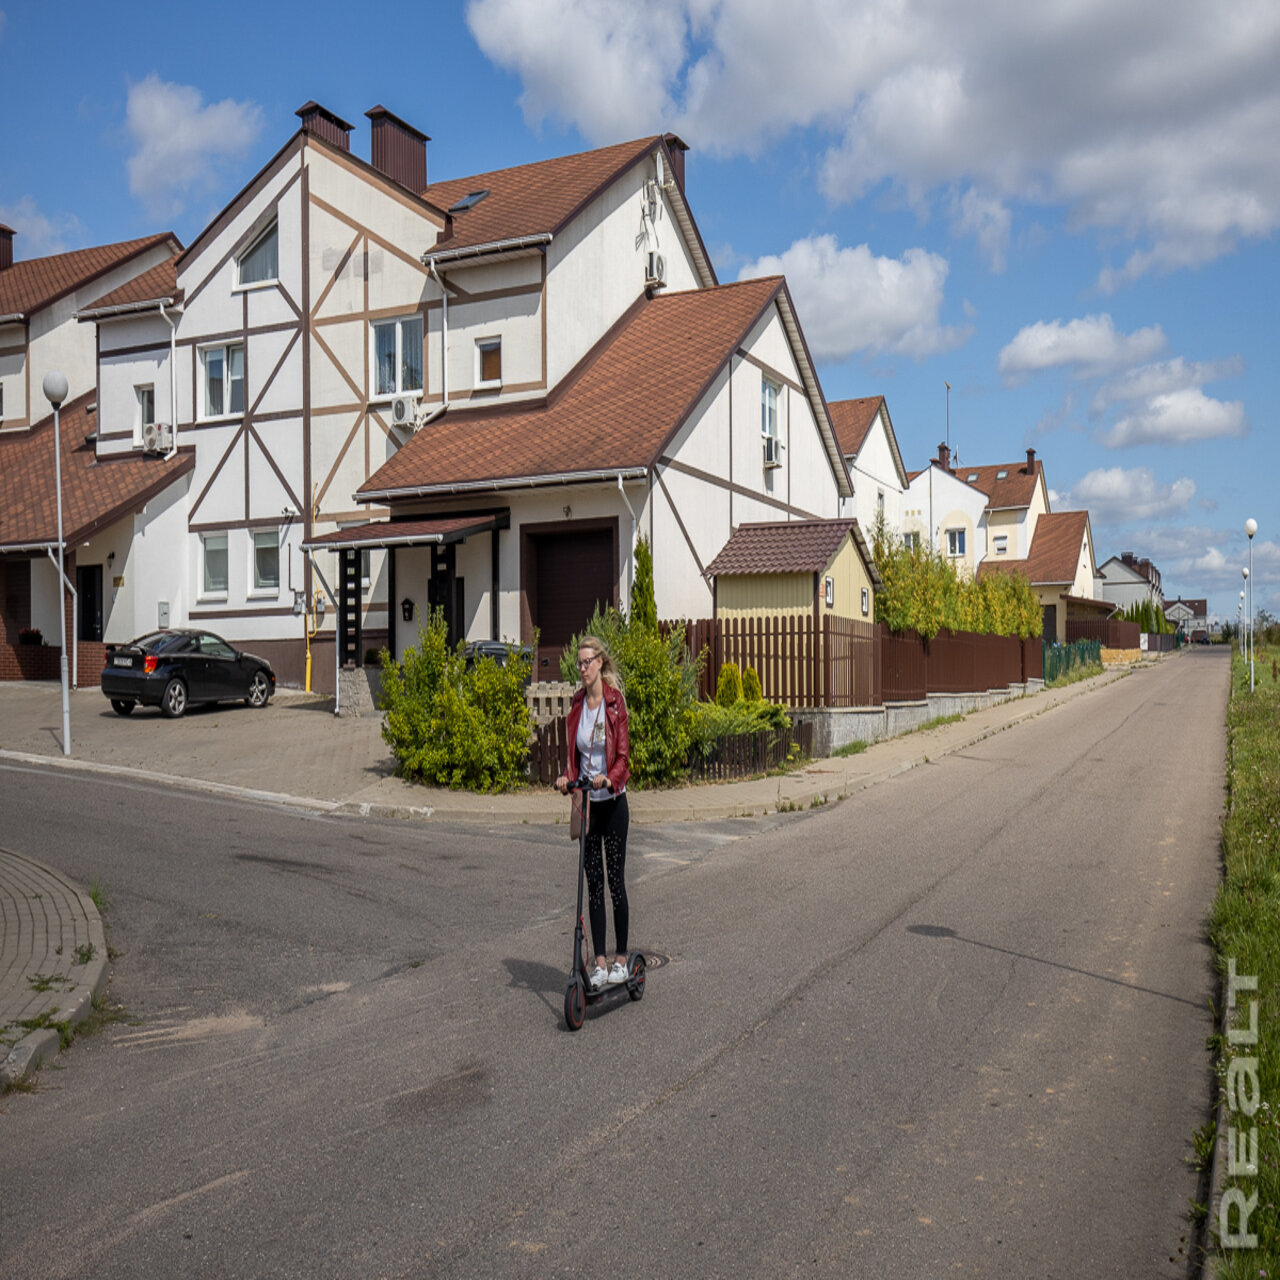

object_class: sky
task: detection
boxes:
[2,0,1275,625]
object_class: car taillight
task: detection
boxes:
[144,655,158,673]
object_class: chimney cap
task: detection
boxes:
[365,104,430,143]
[0,224,14,235]
[296,101,356,132]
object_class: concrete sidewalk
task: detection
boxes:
[0,659,1153,1086]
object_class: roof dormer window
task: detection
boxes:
[237,221,279,287]
[448,190,490,214]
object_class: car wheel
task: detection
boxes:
[110,699,135,717]
[161,678,188,719]
[246,670,271,708]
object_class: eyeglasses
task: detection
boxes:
[576,654,599,670]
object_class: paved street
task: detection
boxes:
[0,651,1227,1278]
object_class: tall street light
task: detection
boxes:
[1239,591,1246,658]
[43,371,71,755]
[1246,518,1258,692]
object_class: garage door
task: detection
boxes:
[533,529,615,676]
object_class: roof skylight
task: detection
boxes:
[448,189,491,214]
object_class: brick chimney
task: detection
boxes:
[366,106,429,192]
[936,442,951,472]
[295,101,354,152]
[1026,446,1036,473]
[0,224,13,272]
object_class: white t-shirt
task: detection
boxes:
[576,699,611,802]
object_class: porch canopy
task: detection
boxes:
[301,513,507,551]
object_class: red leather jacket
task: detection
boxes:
[564,683,630,794]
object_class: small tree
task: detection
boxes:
[630,536,658,633]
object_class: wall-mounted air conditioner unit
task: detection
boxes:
[645,252,667,288]
[390,394,420,428]
[763,435,781,469]
[141,422,173,454]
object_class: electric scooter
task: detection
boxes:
[563,776,645,1031]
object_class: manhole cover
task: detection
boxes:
[637,950,672,970]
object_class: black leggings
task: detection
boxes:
[584,793,629,959]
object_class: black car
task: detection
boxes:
[101,629,276,718]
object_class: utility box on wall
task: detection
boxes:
[157,601,170,628]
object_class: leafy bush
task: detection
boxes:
[687,698,791,761]
[561,603,702,789]
[378,609,532,792]
[742,665,762,703]
[716,662,744,707]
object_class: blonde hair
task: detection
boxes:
[578,635,622,691]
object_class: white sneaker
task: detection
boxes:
[589,966,609,991]
[607,960,629,985]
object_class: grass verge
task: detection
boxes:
[1206,646,1280,1271]
[1047,661,1104,688]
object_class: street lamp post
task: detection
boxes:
[43,371,71,756]
[1239,592,1246,658]
[1246,518,1257,692]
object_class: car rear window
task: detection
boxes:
[138,632,195,654]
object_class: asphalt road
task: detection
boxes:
[0,651,1227,1278]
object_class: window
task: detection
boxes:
[994,535,1008,556]
[947,528,966,557]
[238,222,278,286]
[996,469,1008,479]
[824,576,835,608]
[373,315,423,397]
[202,344,245,418]
[877,490,885,521]
[202,533,228,596]
[252,529,280,592]
[761,376,780,439]
[476,337,502,388]
[861,587,870,617]
[135,385,155,444]
[904,531,921,551]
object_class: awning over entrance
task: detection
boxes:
[302,513,507,551]
[1061,593,1116,616]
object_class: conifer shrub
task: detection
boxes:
[742,665,762,703]
[716,662,744,707]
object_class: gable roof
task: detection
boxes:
[0,393,193,550]
[954,459,1042,511]
[979,510,1090,586]
[0,233,179,322]
[423,134,717,285]
[78,258,182,319]
[828,395,909,489]
[359,277,848,501]
[705,518,880,586]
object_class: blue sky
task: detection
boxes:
[3,0,1275,624]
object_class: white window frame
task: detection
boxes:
[947,528,966,558]
[475,336,502,390]
[134,384,155,447]
[235,220,279,290]
[250,528,281,596]
[861,587,870,617]
[200,342,245,421]
[371,314,424,399]
[994,534,1008,556]
[877,490,885,521]
[201,532,229,600]
[761,375,780,440]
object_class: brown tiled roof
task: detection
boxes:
[706,519,864,576]
[79,258,181,316]
[359,278,788,497]
[829,397,883,457]
[0,393,193,549]
[979,510,1090,586]
[424,137,670,257]
[0,233,179,320]
[953,459,1043,510]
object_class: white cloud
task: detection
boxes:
[950,189,1011,273]
[0,197,85,257]
[737,234,971,360]
[466,0,1280,276]
[998,314,1165,385]
[1105,388,1247,447]
[1091,355,1245,412]
[1067,466,1196,524]
[125,75,263,219]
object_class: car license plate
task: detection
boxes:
[114,656,133,667]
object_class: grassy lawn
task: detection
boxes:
[1208,646,1280,1270]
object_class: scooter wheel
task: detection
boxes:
[627,952,646,1001]
[564,978,586,1031]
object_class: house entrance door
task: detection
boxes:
[77,564,103,642]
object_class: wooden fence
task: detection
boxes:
[1066,618,1140,648]
[879,628,1039,701]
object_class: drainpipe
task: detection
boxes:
[159,301,179,459]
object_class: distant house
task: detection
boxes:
[828,396,908,538]
[902,443,989,577]
[1096,551,1165,614]
[979,509,1110,643]
[1165,596,1208,638]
